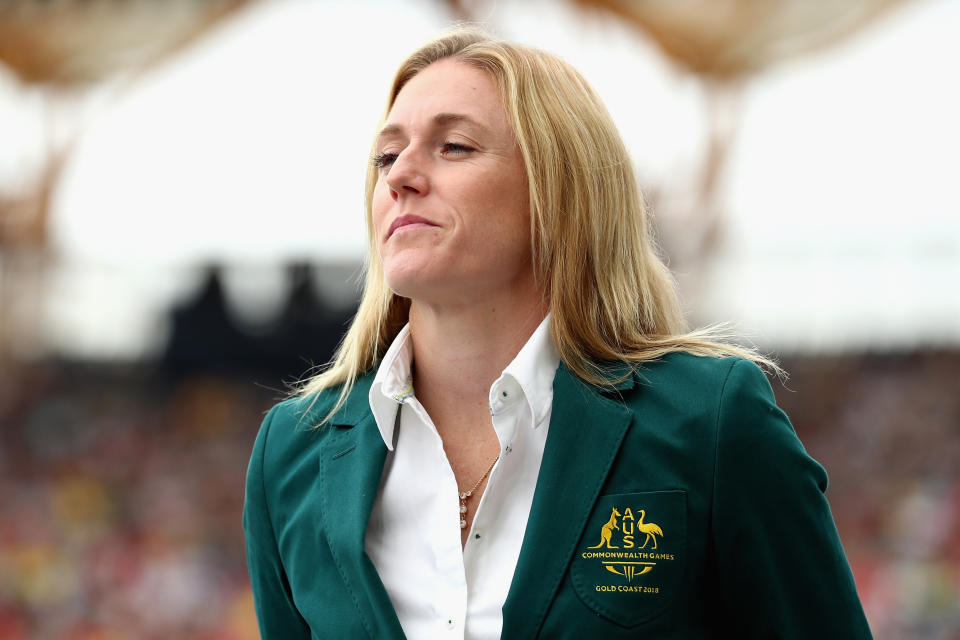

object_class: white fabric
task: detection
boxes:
[365,315,559,640]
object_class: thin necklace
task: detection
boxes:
[458,454,500,529]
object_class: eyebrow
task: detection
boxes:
[376,112,486,142]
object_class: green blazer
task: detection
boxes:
[243,353,872,639]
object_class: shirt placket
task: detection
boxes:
[462,378,525,638]
[405,395,470,639]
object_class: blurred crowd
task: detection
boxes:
[0,351,958,639]
[0,364,274,640]
[778,352,960,639]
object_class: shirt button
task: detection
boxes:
[446,618,456,629]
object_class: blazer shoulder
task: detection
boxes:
[623,353,780,428]
[644,351,767,379]
[269,369,378,428]
[633,351,755,397]
[254,371,376,459]
[661,355,812,491]
[266,392,335,433]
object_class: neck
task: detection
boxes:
[408,290,549,424]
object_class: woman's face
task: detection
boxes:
[371,59,535,307]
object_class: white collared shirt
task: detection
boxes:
[365,316,560,640]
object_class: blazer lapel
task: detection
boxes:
[318,377,406,640]
[502,364,635,638]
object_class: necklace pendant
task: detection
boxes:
[456,452,500,533]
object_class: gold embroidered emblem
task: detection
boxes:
[580,506,673,583]
[572,491,685,627]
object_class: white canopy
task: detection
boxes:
[0,0,956,356]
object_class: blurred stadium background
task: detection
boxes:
[1,0,958,638]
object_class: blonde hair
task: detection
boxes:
[298,28,779,419]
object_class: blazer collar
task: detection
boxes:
[318,372,406,640]
[502,363,635,637]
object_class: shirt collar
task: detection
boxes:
[494,314,559,429]
[369,324,414,450]
[368,315,560,451]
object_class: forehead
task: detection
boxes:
[384,59,510,134]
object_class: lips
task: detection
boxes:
[387,214,439,239]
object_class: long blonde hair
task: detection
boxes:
[298,28,779,419]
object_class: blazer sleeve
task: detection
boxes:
[711,359,873,639]
[243,404,312,640]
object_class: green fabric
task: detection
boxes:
[243,353,872,639]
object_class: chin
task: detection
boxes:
[382,248,455,291]
[385,271,481,306]
[383,268,440,301]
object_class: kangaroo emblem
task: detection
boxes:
[587,507,621,549]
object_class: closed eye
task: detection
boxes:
[373,142,474,171]
[442,142,474,156]
[372,152,397,169]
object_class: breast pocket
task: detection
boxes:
[569,490,686,628]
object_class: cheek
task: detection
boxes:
[462,194,531,268]
[499,184,533,266]
[371,182,393,236]
[486,174,531,240]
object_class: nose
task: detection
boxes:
[384,147,429,200]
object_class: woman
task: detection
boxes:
[243,29,872,639]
